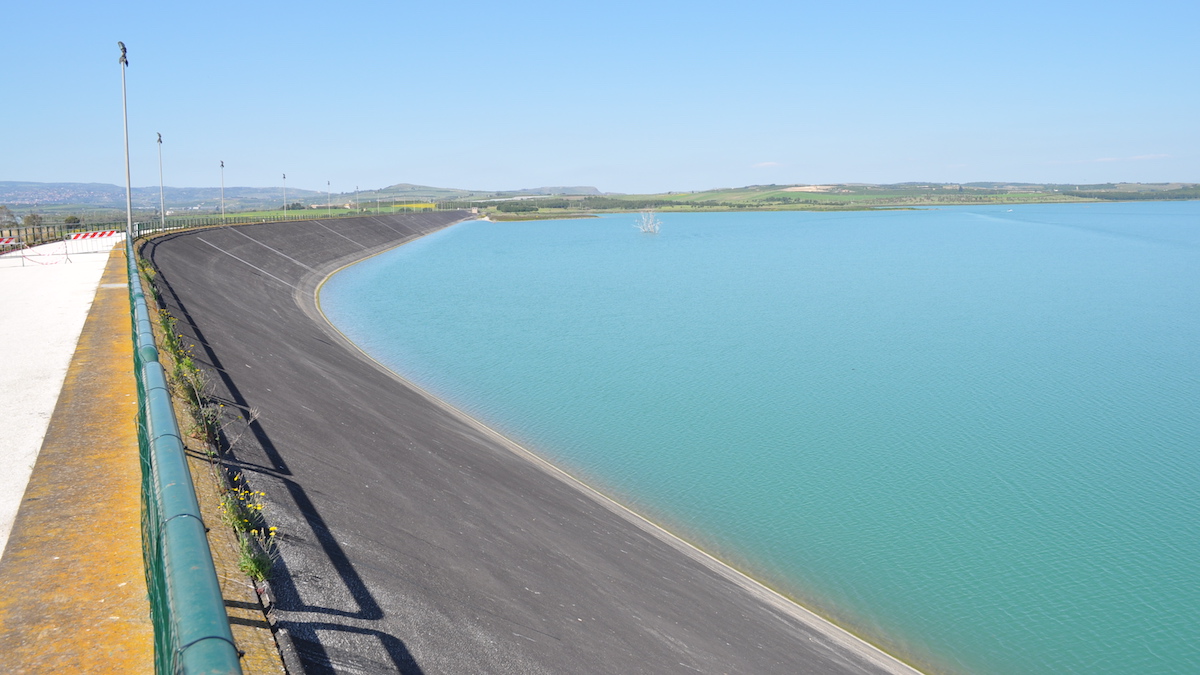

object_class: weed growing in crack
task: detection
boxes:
[158,308,218,443]
[220,405,260,455]
[222,473,278,581]
[238,530,277,581]
[136,257,161,304]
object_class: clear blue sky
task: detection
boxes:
[3,0,1197,194]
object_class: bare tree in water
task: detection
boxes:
[635,211,661,234]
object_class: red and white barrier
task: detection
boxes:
[68,230,119,240]
[0,230,126,266]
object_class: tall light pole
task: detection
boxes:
[220,160,226,217]
[118,42,133,240]
[282,173,287,217]
[355,186,359,212]
[156,133,165,231]
[327,180,331,218]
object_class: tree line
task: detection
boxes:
[1063,187,1200,201]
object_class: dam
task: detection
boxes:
[142,212,918,674]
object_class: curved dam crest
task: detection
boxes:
[143,213,918,675]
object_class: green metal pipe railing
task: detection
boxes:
[127,203,448,238]
[126,237,243,675]
[2,204,454,249]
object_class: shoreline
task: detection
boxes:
[309,219,924,675]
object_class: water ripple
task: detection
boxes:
[323,204,1200,675]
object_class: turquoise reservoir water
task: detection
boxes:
[321,203,1200,675]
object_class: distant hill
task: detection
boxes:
[368,183,601,200]
[0,181,128,205]
[0,181,325,211]
[0,181,603,211]
[482,182,1200,215]
[506,186,602,196]
[4,180,1194,221]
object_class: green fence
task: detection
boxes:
[129,205,448,239]
[4,206,456,249]
[132,209,382,238]
[126,237,243,675]
[1,222,127,250]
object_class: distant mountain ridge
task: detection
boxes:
[508,186,602,196]
[0,181,602,209]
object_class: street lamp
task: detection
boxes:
[118,42,133,240]
[355,186,359,212]
[282,173,287,218]
[327,181,331,219]
[220,160,225,218]
[157,133,165,231]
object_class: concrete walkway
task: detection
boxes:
[0,246,154,672]
[0,238,123,554]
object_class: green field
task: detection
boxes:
[462,182,1199,220]
[232,204,437,219]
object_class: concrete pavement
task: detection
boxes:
[0,237,123,555]
[0,246,154,672]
